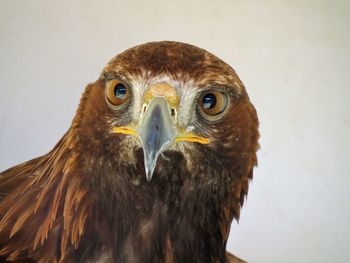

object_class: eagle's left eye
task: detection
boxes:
[198,90,228,117]
[106,79,131,106]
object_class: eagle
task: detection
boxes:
[0,41,259,262]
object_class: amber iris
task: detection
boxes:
[198,90,228,116]
[106,79,130,106]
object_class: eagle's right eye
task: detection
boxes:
[106,79,131,106]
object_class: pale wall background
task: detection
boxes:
[0,0,349,262]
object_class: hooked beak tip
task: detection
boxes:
[145,171,153,182]
[144,156,157,182]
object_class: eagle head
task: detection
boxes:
[75,41,258,184]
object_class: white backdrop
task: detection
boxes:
[0,1,349,262]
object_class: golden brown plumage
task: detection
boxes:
[0,41,259,262]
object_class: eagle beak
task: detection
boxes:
[112,82,209,182]
[137,96,176,181]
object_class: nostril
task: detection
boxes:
[143,105,147,114]
[171,108,175,117]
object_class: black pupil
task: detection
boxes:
[114,84,127,99]
[202,93,217,109]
